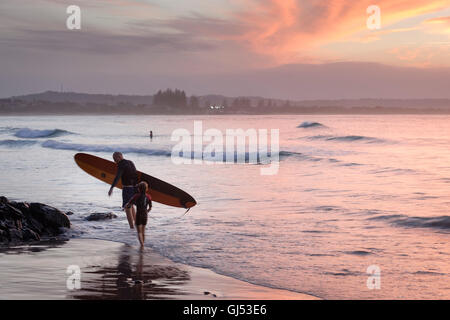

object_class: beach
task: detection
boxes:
[0,239,318,300]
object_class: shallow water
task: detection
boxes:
[1,114,450,299]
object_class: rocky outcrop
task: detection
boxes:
[85,212,117,221]
[0,196,71,244]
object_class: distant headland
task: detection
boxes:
[1,90,450,115]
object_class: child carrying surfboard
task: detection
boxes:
[123,181,152,248]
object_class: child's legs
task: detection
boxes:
[135,226,142,245]
[136,225,145,246]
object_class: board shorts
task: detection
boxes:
[135,210,148,226]
[122,186,136,208]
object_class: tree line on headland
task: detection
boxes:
[1,89,450,115]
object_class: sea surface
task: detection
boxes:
[1,114,450,299]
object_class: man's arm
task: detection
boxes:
[146,194,152,212]
[108,166,123,196]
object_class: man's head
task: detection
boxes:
[113,152,123,163]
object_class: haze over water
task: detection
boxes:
[1,114,450,299]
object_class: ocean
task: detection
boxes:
[1,114,450,299]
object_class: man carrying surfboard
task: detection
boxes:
[108,152,139,229]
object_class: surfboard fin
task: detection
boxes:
[182,207,191,217]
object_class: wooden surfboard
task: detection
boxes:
[74,153,197,209]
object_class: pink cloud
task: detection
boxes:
[423,15,450,34]
[229,0,449,62]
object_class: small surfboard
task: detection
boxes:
[74,153,197,209]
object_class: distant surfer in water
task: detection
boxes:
[108,152,138,229]
[124,181,152,248]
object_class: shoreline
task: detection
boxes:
[0,238,319,300]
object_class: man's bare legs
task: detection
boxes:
[125,206,135,229]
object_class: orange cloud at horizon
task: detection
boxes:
[423,16,450,34]
[230,0,449,64]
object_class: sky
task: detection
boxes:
[0,0,449,99]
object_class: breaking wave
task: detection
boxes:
[307,135,383,143]
[369,214,450,231]
[41,140,172,157]
[40,140,319,164]
[297,122,325,128]
[1,138,363,167]
[0,127,20,134]
[0,139,38,147]
[14,128,74,138]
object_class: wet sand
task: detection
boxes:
[0,239,318,300]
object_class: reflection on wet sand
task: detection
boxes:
[0,240,67,255]
[0,239,317,300]
[70,245,191,300]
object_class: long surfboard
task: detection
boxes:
[74,153,197,209]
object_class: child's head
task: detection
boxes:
[137,181,148,194]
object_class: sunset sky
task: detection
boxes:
[0,0,449,98]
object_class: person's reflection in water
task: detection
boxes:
[116,248,143,299]
[69,244,191,300]
[134,248,145,297]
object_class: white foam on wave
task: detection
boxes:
[41,140,173,156]
[297,121,325,128]
[41,140,305,163]
[0,139,38,147]
[14,128,74,138]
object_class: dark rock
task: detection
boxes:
[5,220,16,229]
[30,203,71,229]
[0,229,6,242]
[66,211,74,216]
[1,196,71,244]
[22,229,41,241]
[85,212,117,221]
[9,202,31,216]
[28,217,44,234]
[8,228,23,242]
[0,204,20,220]
[6,204,24,219]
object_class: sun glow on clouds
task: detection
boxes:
[1,0,449,69]
[226,0,450,65]
[423,16,450,34]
